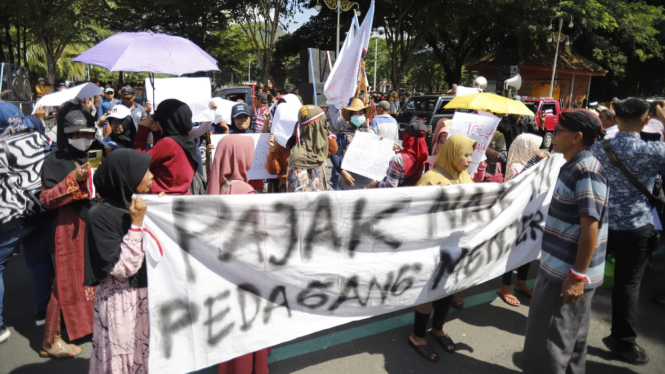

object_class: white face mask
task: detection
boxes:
[68,137,94,152]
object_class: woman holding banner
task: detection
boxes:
[285,105,333,192]
[84,149,152,374]
[408,133,477,362]
[497,133,549,307]
[207,136,271,374]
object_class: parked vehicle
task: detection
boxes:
[523,98,561,148]
[213,86,255,112]
[396,95,456,149]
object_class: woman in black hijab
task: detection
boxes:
[84,148,153,373]
[133,99,198,195]
[39,109,104,358]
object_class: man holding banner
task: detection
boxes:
[523,110,608,374]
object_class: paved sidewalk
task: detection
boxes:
[1,252,664,374]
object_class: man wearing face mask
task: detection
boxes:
[330,98,375,190]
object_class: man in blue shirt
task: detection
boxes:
[370,101,399,141]
[96,87,120,130]
[590,98,665,365]
[523,110,608,374]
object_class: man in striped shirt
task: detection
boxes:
[523,110,608,374]
[252,92,269,133]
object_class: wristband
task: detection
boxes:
[130,224,144,231]
[568,268,590,284]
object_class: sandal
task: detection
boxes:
[409,340,439,362]
[514,288,534,298]
[430,331,456,353]
[497,290,521,307]
[39,340,82,359]
[452,293,464,309]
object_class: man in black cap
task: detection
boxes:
[217,103,253,134]
[253,92,269,133]
[55,82,68,92]
[523,109,609,374]
[591,98,665,365]
[119,86,150,130]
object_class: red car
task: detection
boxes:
[523,98,561,148]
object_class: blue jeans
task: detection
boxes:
[0,225,32,326]
[330,168,340,190]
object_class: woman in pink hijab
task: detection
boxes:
[207,135,270,373]
[206,135,257,195]
[426,119,451,170]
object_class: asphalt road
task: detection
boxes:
[1,250,664,374]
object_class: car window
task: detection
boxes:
[524,101,539,115]
[225,93,244,102]
[402,98,438,112]
[541,103,556,115]
[436,99,455,115]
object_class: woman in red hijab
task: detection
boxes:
[207,135,269,374]
[368,119,429,188]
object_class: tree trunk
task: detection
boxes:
[4,25,14,64]
[22,27,27,67]
[0,28,5,63]
[46,53,56,86]
[16,27,21,66]
[119,71,124,86]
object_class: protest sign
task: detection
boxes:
[210,133,276,180]
[449,112,501,173]
[145,77,214,122]
[270,97,302,148]
[341,132,396,181]
[211,97,235,124]
[142,155,564,374]
[32,82,100,113]
[455,86,483,96]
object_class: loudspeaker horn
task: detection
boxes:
[473,76,488,90]
[504,74,522,91]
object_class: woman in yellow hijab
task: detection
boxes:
[408,133,476,362]
[418,133,476,186]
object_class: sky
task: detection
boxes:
[287,7,319,33]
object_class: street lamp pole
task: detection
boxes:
[373,38,377,91]
[316,0,361,57]
[549,18,563,98]
[336,0,341,56]
[248,61,251,84]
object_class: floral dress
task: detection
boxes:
[89,229,149,374]
[286,163,331,192]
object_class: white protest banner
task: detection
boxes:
[270,96,302,148]
[211,97,235,124]
[32,82,100,113]
[449,112,501,174]
[142,155,564,374]
[210,133,276,180]
[341,132,396,181]
[145,77,214,122]
[455,86,483,96]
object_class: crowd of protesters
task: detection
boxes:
[1,78,665,374]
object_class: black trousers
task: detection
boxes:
[412,296,453,338]
[607,224,653,351]
[502,263,530,286]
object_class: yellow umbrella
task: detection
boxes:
[444,92,535,116]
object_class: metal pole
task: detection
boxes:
[373,38,378,92]
[586,76,592,108]
[549,18,563,98]
[248,61,250,84]
[336,0,341,56]
[569,73,575,109]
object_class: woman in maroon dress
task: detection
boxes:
[208,135,270,374]
[39,109,102,357]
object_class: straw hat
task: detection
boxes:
[342,98,374,121]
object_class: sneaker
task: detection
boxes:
[603,336,649,365]
[35,311,46,326]
[0,325,10,344]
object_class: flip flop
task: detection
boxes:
[430,331,456,353]
[514,288,534,298]
[39,340,82,359]
[497,290,521,307]
[408,340,439,362]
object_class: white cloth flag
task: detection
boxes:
[341,132,396,181]
[145,77,214,122]
[324,0,375,109]
[143,155,564,374]
[449,112,502,174]
[270,95,302,147]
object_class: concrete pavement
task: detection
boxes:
[1,251,664,374]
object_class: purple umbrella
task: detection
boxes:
[72,32,218,76]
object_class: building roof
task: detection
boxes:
[467,35,607,76]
